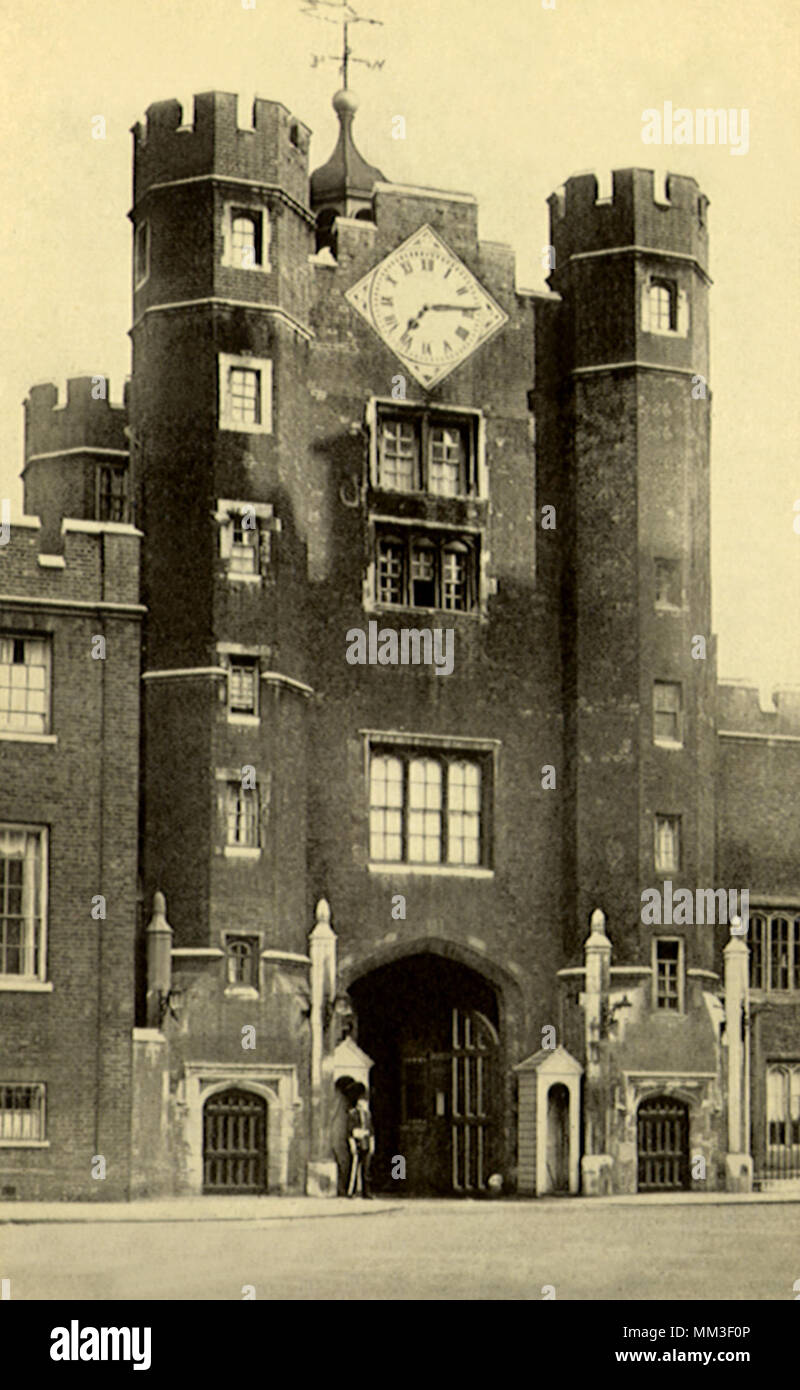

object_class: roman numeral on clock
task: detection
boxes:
[455,326,470,340]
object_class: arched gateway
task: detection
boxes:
[348,953,502,1195]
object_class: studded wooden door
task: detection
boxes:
[203,1089,267,1193]
[637,1096,689,1191]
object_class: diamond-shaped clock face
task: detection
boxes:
[345,224,508,388]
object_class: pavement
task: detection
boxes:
[1,1188,798,1223]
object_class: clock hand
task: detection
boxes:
[405,304,431,332]
[429,304,479,312]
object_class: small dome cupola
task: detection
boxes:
[310,89,386,249]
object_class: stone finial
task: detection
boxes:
[585,907,610,947]
[146,891,170,933]
[311,897,336,940]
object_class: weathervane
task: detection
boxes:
[301,0,385,89]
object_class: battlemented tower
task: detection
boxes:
[548,168,716,972]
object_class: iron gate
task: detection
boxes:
[202,1088,267,1193]
[637,1096,689,1191]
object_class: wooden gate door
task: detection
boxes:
[203,1088,267,1193]
[637,1096,689,1191]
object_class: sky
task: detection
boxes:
[0,0,798,696]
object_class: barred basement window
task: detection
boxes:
[225,937,259,988]
[375,530,478,612]
[369,748,486,867]
[0,827,46,978]
[0,636,51,734]
[766,1064,800,1149]
[0,1083,45,1142]
[225,784,259,849]
[654,939,682,1011]
[748,912,800,992]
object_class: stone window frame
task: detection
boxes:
[748,910,800,993]
[641,274,689,338]
[652,936,684,1013]
[215,499,279,586]
[218,354,273,435]
[221,200,271,272]
[366,397,486,500]
[372,523,480,614]
[654,813,681,875]
[215,769,263,860]
[222,930,264,998]
[363,732,497,876]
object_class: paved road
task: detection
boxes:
[3,1200,798,1300]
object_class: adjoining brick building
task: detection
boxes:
[1,84,798,1200]
[0,492,142,1199]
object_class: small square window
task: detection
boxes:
[653,682,682,746]
[218,356,272,434]
[654,815,681,874]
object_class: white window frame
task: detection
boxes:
[0,1081,47,1147]
[134,221,150,290]
[221,201,271,272]
[218,354,273,435]
[653,681,683,748]
[366,398,486,499]
[0,634,52,739]
[0,826,48,987]
[367,741,490,874]
[652,937,684,1012]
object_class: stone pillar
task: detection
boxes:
[145,891,172,1029]
[306,898,339,1196]
[723,921,753,1191]
[581,909,614,1195]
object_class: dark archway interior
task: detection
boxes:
[349,953,499,1194]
